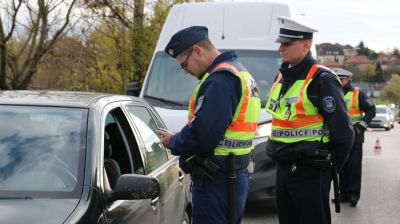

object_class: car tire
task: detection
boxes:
[182,211,190,224]
[385,127,390,131]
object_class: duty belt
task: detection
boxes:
[218,139,252,148]
[272,128,329,138]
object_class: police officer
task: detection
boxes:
[265,17,354,224]
[156,26,261,224]
[333,68,376,207]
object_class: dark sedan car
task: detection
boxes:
[0,91,192,224]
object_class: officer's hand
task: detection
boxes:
[354,123,365,135]
[156,128,175,148]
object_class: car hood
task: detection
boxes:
[0,199,79,224]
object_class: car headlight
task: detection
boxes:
[255,122,272,139]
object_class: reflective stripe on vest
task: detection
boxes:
[265,64,335,143]
[344,87,363,124]
[188,61,261,156]
[272,128,329,138]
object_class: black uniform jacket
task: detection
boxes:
[266,52,355,168]
[343,83,376,143]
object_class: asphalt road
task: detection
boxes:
[242,124,400,224]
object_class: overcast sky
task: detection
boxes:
[291,0,400,52]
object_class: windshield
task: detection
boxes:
[0,106,87,199]
[144,50,281,108]
[376,107,387,114]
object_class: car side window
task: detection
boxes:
[125,106,168,173]
[103,108,145,190]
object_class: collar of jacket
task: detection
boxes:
[198,50,238,80]
[279,51,316,81]
[343,82,353,94]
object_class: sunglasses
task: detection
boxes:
[180,48,193,70]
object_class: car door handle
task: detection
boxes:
[151,197,159,211]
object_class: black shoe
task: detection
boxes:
[331,194,348,203]
[348,196,358,207]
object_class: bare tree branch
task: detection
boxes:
[5,0,23,41]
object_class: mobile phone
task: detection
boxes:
[157,128,169,132]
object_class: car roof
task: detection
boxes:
[0,91,146,108]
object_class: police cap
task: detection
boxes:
[333,68,353,78]
[165,26,208,58]
[276,16,318,43]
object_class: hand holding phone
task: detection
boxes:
[157,128,169,132]
[156,128,174,148]
[157,128,174,134]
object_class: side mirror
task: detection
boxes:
[106,174,160,203]
[126,82,141,97]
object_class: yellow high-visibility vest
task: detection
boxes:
[188,61,261,156]
[344,87,363,124]
[265,65,338,143]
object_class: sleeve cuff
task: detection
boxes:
[168,134,180,155]
[358,120,368,129]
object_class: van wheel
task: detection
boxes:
[182,211,190,224]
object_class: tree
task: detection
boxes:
[383,74,400,105]
[30,37,84,90]
[84,0,203,93]
[393,48,400,59]
[373,62,385,82]
[356,40,378,60]
[356,41,369,56]
[358,64,375,83]
[0,0,78,90]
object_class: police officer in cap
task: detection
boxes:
[265,17,354,224]
[333,68,376,207]
[157,26,261,224]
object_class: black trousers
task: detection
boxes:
[276,162,332,224]
[339,142,363,200]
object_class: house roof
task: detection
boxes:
[345,55,373,64]
[316,43,344,56]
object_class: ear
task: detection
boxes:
[303,40,312,52]
[192,45,202,57]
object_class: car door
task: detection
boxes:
[102,106,159,224]
[124,104,188,224]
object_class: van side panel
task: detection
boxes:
[155,2,295,52]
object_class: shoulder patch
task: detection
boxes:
[194,95,205,114]
[323,96,336,113]
[319,71,331,78]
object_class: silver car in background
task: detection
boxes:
[369,105,392,131]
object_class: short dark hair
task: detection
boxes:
[181,38,215,56]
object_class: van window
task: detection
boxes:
[143,50,280,107]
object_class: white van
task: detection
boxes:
[128,1,314,201]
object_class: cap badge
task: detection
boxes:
[168,49,174,56]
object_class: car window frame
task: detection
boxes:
[99,103,146,198]
[122,103,171,172]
